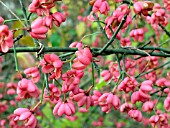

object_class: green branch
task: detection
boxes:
[1,46,170,57]
[150,86,167,96]
[159,24,170,37]
[97,15,127,55]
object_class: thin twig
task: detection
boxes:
[40,79,46,103]
[80,32,102,42]
[19,0,30,26]
[3,19,28,24]
[150,87,167,96]
[13,43,19,71]
[0,0,26,27]
[136,60,170,78]
[159,24,170,37]
[159,38,170,47]
[93,13,109,40]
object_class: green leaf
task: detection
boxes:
[95,77,107,90]
[19,35,34,46]
[49,32,61,47]
[42,103,53,122]
[157,102,163,110]
[12,21,23,38]
[69,29,76,36]
[76,22,86,37]
[136,102,142,108]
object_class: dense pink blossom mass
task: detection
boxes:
[0,0,170,127]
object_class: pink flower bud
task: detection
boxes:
[92,0,110,15]
[0,93,3,99]
[118,77,138,93]
[65,115,78,121]
[6,82,17,95]
[42,12,66,29]
[130,28,145,42]
[40,53,63,80]
[76,47,92,65]
[53,100,76,116]
[164,0,170,12]
[128,109,142,122]
[52,12,66,27]
[10,100,16,106]
[101,70,112,82]
[79,107,89,113]
[142,101,155,112]
[43,15,53,29]
[164,96,170,111]
[164,88,170,94]
[140,80,153,93]
[61,4,68,11]
[0,119,6,127]
[44,84,61,103]
[131,91,140,104]
[24,67,40,83]
[120,103,133,113]
[72,58,87,70]
[134,1,154,16]
[62,69,84,93]
[7,89,16,95]
[105,4,131,29]
[134,2,143,14]
[69,42,83,48]
[149,114,168,128]
[138,90,151,101]
[72,47,93,70]
[0,25,13,53]
[28,0,56,16]
[131,89,151,104]
[92,90,102,105]
[17,78,40,99]
[14,108,37,128]
[0,16,4,24]
[147,3,168,30]
[120,37,131,47]
[72,89,94,109]
[98,93,120,112]
[0,102,8,114]
[156,78,170,87]
[30,17,48,39]
[149,115,160,127]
